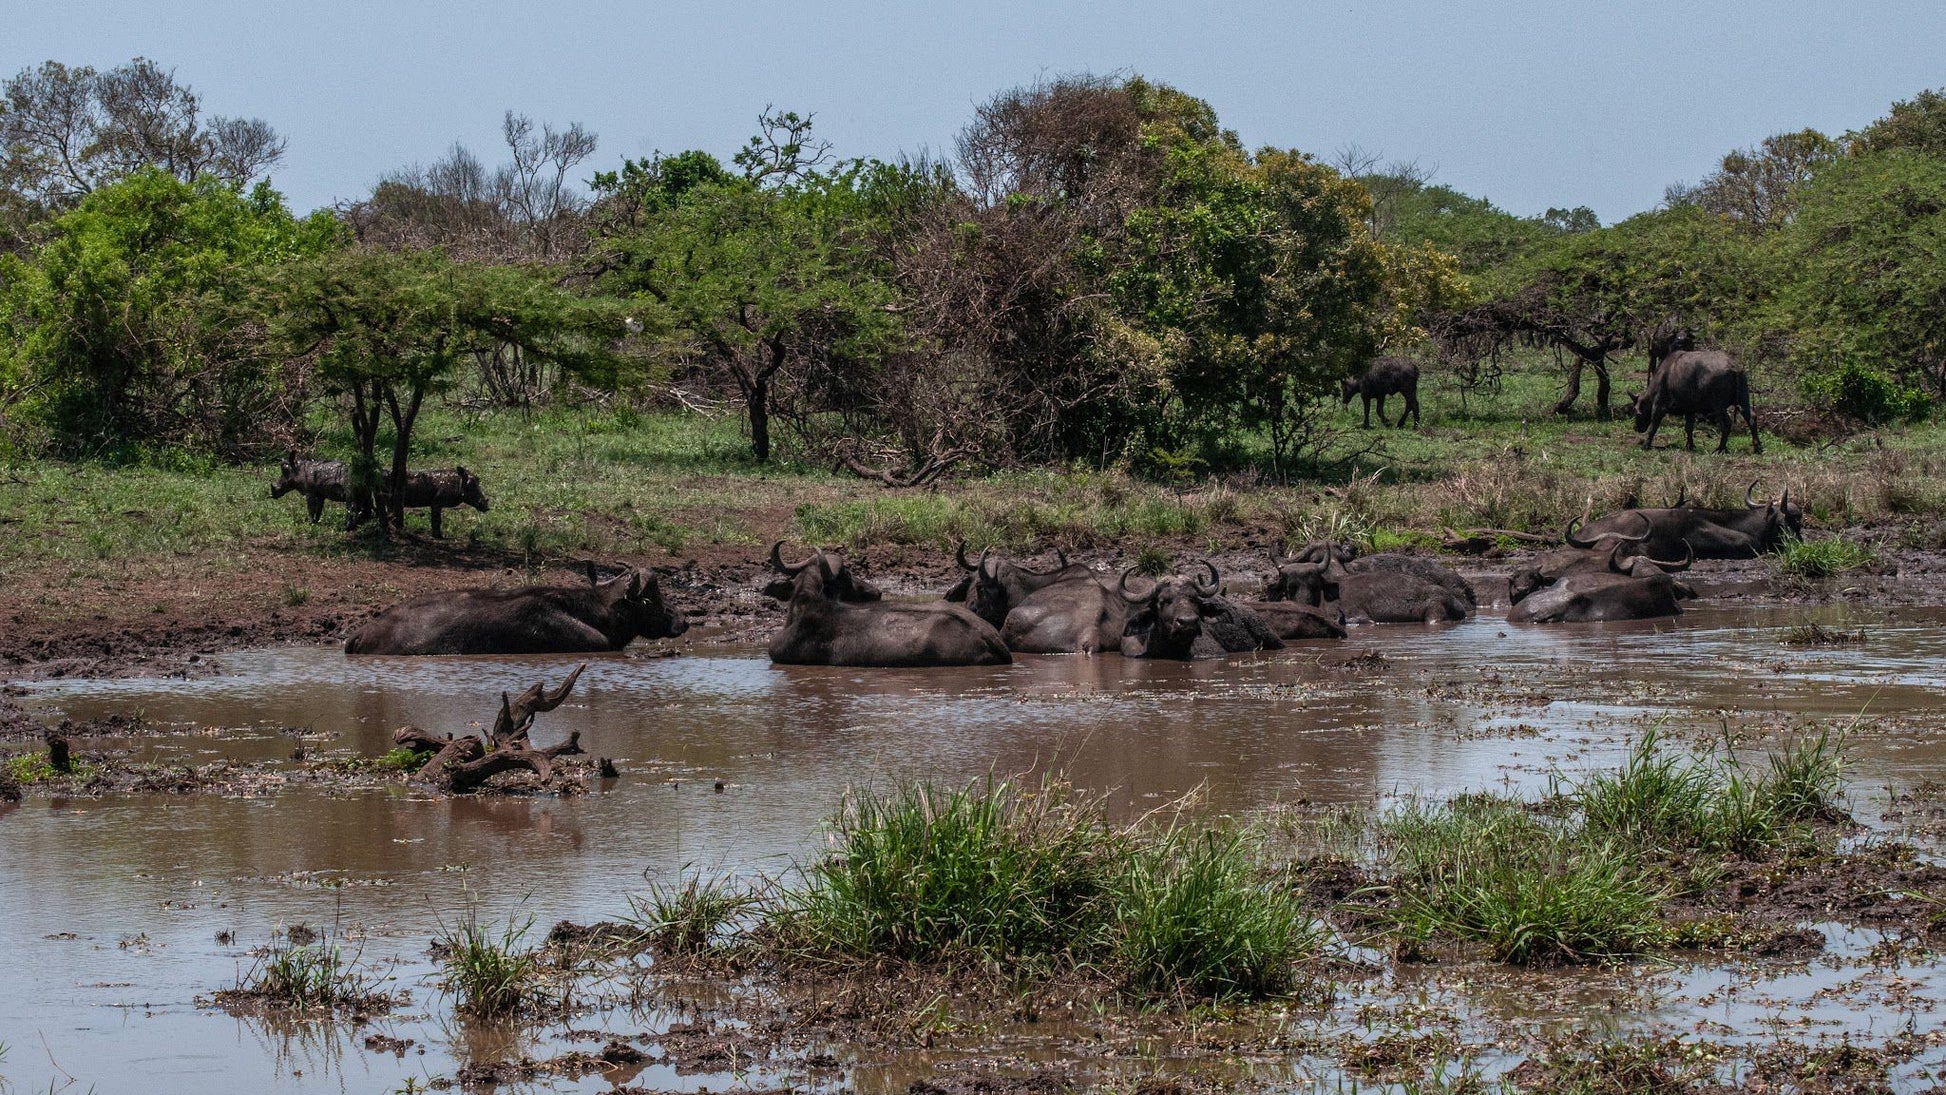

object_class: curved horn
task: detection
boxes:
[1616,510,1654,542]
[1745,480,1762,509]
[977,547,995,579]
[770,540,816,576]
[1118,567,1150,604]
[1193,560,1220,596]
[1672,484,1687,508]
[1643,538,1694,573]
[1055,549,1069,570]
[955,540,977,572]
[1564,517,1598,549]
[1780,485,1791,509]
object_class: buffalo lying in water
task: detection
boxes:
[346,567,689,654]
[1573,482,1800,559]
[769,544,1010,667]
[947,545,1134,655]
[1267,549,1474,624]
[1508,514,1696,604]
[1119,562,1284,659]
[1507,571,1685,624]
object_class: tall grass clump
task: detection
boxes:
[1380,795,1667,965]
[215,934,391,1013]
[628,871,761,954]
[1117,827,1317,999]
[438,912,543,1017]
[1776,534,1877,579]
[774,777,1124,964]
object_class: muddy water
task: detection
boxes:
[5,600,1946,1092]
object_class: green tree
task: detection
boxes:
[272,247,629,531]
[0,168,340,457]
[1665,129,1842,232]
[1850,88,1946,158]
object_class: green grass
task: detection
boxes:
[221,935,390,1013]
[1775,533,1879,578]
[1117,827,1318,1000]
[437,912,543,1017]
[627,871,761,955]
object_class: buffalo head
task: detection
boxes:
[1264,556,1343,606]
[606,566,688,639]
[1746,481,1803,544]
[1338,376,1361,406]
[1120,561,1220,656]
[765,542,885,603]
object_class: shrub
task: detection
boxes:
[1776,534,1877,579]
[1799,355,1931,424]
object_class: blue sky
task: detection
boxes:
[7,0,1941,222]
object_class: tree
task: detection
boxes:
[272,248,629,532]
[591,124,899,463]
[0,58,283,244]
[1664,129,1842,231]
[0,169,341,458]
[1850,88,1946,158]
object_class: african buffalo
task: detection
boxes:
[1267,549,1474,624]
[1629,349,1760,453]
[271,452,355,527]
[945,545,1135,655]
[1508,514,1696,604]
[380,467,490,539]
[768,545,1010,667]
[345,567,689,655]
[1341,357,1421,429]
[1119,562,1284,659]
[1506,571,1683,624]
[1572,483,1800,559]
[1245,600,1348,641]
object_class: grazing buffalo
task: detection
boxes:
[1629,349,1760,453]
[1506,571,1684,624]
[1267,549,1473,624]
[346,567,689,655]
[1120,563,1283,659]
[1508,515,1696,604]
[271,452,355,526]
[380,467,490,539]
[1341,357,1421,429]
[768,544,1010,667]
[1572,483,1800,559]
[946,545,1134,655]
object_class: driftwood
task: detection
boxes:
[393,664,593,794]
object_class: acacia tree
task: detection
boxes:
[273,248,628,532]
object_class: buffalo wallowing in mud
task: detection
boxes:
[345,567,689,655]
[1572,483,1800,559]
[1267,548,1475,625]
[1507,514,1696,605]
[1118,562,1284,659]
[947,544,1134,655]
[768,543,1011,667]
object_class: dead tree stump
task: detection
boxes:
[392,664,589,794]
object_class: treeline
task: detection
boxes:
[2,59,1943,505]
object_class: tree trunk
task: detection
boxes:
[382,382,426,534]
[1550,341,1615,420]
[747,373,771,463]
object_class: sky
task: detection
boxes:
[6,0,1943,224]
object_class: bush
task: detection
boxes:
[629,871,760,954]
[1775,534,1877,579]
[1799,355,1931,425]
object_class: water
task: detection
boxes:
[4,600,1946,1092]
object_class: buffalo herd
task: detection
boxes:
[334,482,1803,668]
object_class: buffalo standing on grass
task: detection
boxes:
[1572,482,1800,559]
[346,567,689,655]
[1629,349,1760,453]
[1119,562,1284,659]
[768,544,1010,667]
[947,544,1133,655]
[1341,357,1421,429]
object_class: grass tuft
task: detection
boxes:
[1776,534,1877,579]
[1781,623,1866,646]
[628,871,761,955]
[1117,827,1318,999]
[216,934,392,1013]
[437,912,544,1017]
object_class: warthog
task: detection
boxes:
[345,567,689,655]
[1508,514,1696,604]
[1573,482,1800,559]
[768,544,1010,667]
[270,451,354,526]
[945,544,1133,655]
[379,467,490,539]
[1506,571,1684,624]
[1119,562,1283,659]
[1629,349,1760,453]
[1267,549,1474,624]
[1340,357,1421,429]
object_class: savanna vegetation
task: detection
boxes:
[4,59,1945,561]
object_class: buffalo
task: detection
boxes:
[1572,483,1800,559]
[768,544,1010,667]
[1119,562,1284,659]
[380,467,490,539]
[271,452,355,527]
[1267,549,1474,624]
[1341,357,1421,429]
[346,566,689,655]
[1629,349,1760,453]
[946,545,1135,655]
[1507,571,1684,624]
[1508,514,1696,604]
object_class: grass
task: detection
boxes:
[1375,730,1847,964]
[1782,622,1867,645]
[1117,827,1318,1000]
[2,752,94,785]
[217,934,391,1013]
[627,870,761,955]
[437,911,544,1017]
[1775,533,1879,578]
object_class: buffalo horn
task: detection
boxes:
[1644,538,1694,573]
[1619,511,1654,542]
[978,547,996,579]
[770,540,817,576]
[1118,567,1150,604]
[1193,560,1220,596]
[955,540,977,572]
[1563,517,1596,549]
[1745,480,1762,509]
[1780,485,1791,508]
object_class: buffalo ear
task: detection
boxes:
[282,449,296,470]
[626,569,647,598]
[943,575,971,602]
